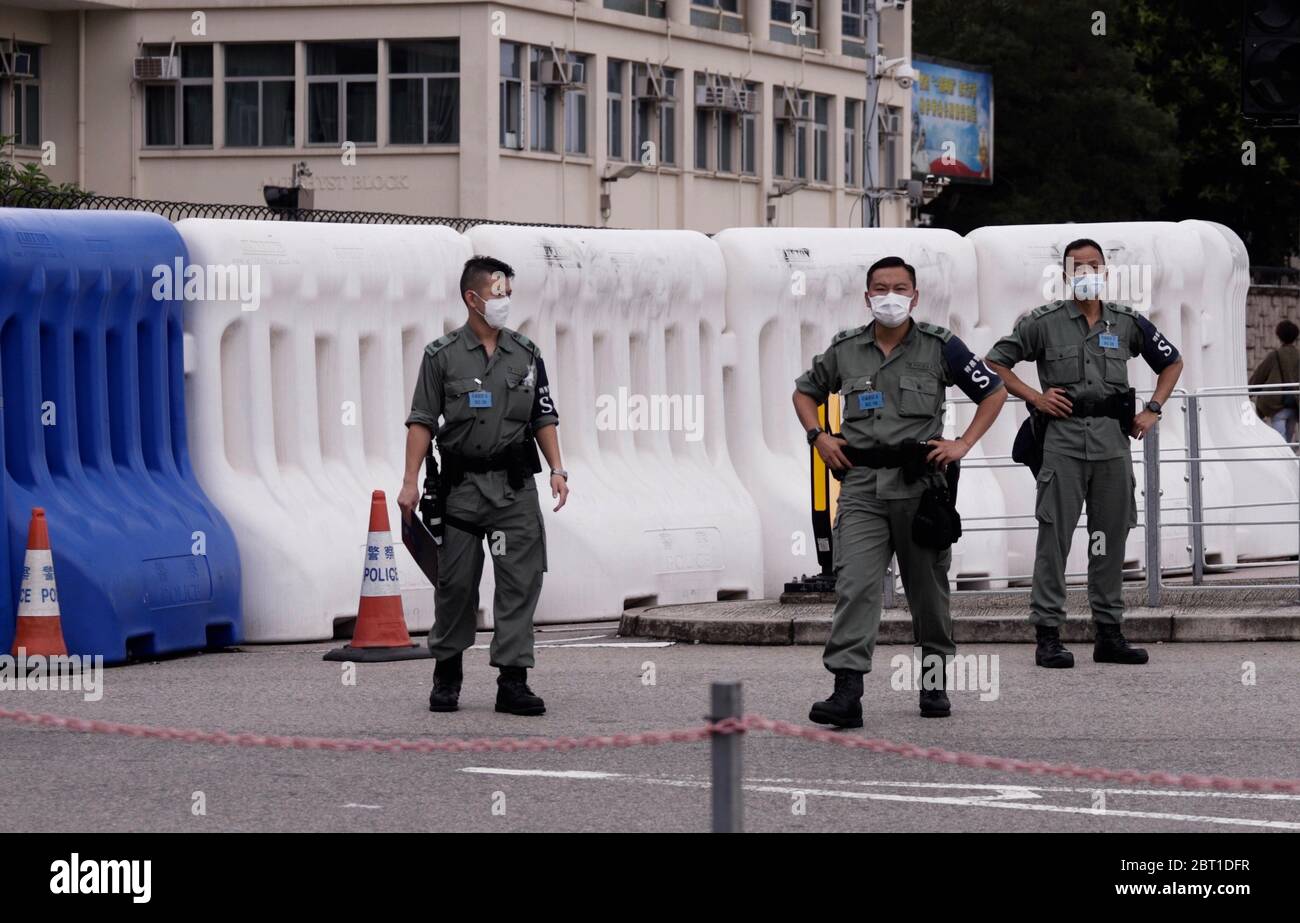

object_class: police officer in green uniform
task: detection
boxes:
[398,256,570,715]
[985,238,1183,668]
[793,257,1007,727]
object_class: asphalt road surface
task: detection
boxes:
[3,626,1299,833]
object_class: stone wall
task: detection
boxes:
[1247,285,1300,376]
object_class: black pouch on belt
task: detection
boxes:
[912,483,962,551]
[1012,408,1048,476]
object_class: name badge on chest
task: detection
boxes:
[858,391,884,411]
[468,390,493,408]
[1098,333,1120,350]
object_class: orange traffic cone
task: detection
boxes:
[12,508,68,657]
[324,491,432,662]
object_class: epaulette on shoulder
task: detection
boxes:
[1107,302,1138,317]
[508,329,541,355]
[915,321,953,342]
[426,330,459,356]
[832,325,868,345]
[1030,301,1066,319]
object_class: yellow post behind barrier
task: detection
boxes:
[809,396,842,579]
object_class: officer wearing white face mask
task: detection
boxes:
[793,256,1007,726]
[399,256,569,716]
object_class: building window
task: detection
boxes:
[604,0,666,18]
[694,74,753,175]
[225,43,295,147]
[632,64,677,166]
[775,87,821,181]
[528,47,559,152]
[770,0,819,48]
[500,42,523,149]
[306,42,377,146]
[608,60,625,160]
[878,103,902,191]
[389,39,459,144]
[842,0,869,58]
[691,0,744,32]
[562,52,590,155]
[4,42,41,147]
[844,99,860,187]
[741,97,757,175]
[813,95,829,183]
[141,44,214,148]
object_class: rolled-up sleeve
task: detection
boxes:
[405,347,443,430]
[530,355,559,430]
[795,347,840,402]
[943,335,1004,404]
[1132,314,1180,373]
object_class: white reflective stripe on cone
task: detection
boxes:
[17,548,60,617]
[360,531,402,598]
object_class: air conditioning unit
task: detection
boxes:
[133,55,181,81]
[634,73,677,100]
[781,95,812,121]
[735,88,760,113]
[696,84,729,109]
[538,59,585,86]
[1,51,33,78]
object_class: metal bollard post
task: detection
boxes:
[1143,424,1161,607]
[1185,396,1204,586]
[709,681,744,833]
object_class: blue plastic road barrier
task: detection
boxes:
[0,209,241,662]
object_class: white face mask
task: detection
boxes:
[1070,271,1105,300]
[869,292,913,328]
[474,293,511,329]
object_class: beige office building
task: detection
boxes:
[0,0,913,230]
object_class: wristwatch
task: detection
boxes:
[806,426,824,445]
[550,468,569,480]
[1144,400,1162,416]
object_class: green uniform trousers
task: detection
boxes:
[1029,450,1136,628]
[427,479,547,668]
[823,484,955,674]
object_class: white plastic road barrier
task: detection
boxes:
[713,227,1009,595]
[178,219,472,641]
[1183,219,1298,563]
[466,225,763,623]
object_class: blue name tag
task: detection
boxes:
[858,391,884,411]
[468,390,493,408]
[1098,333,1120,349]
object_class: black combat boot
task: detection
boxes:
[1035,625,1075,668]
[809,669,865,729]
[428,653,463,712]
[496,666,546,716]
[918,654,951,718]
[1093,622,1149,664]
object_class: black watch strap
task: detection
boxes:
[807,426,824,445]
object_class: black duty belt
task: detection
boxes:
[1012,387,1136,476]
[419,438,544,540]
[832,437,960,503]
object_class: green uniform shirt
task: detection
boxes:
[985,300,1180,461]
[796,319,1004,499]
[406,323,559,505]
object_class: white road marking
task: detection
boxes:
[343,803,383,809]
[456,769,1300,829]
[542,642,675,649]
[745,777,1300,802]
[461,768,619,780]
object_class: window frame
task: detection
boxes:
[140,44,215,149]
[223,42,296,149]
[387,39,460,146]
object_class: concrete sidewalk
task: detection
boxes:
[619,584,1300,645]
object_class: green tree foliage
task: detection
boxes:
[1126,2,1300,265]
[0,133,90,202]
[913,2,1179,237]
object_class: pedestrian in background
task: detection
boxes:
[1249,320,1300,448]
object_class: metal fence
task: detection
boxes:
[923,385,1300,608]
[0,187,592,232]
